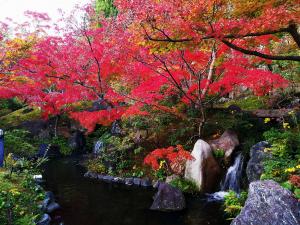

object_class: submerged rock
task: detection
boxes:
[46,202,60,214]
[185,139,221,192]
[36,213,51,225]
[141,178,152,187]
[133,178,141,186]
[231,180,300,225]
[150,182,185,211]
[246,141,271,182]
[68,130,86,153]
[103,175,114,183]
[209,129,239,162]
[125,177,134,186]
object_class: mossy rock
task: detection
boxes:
[0,108,12,117]
[0,107,42,127]
[222,96,267,110]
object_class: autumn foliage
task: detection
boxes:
[144,145,193,172]
[0,0,298,133]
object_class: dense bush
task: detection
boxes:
[261,123,300,199]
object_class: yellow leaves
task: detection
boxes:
[284,165,300,173]
[264,117,271,123]
[283,122,290,129]
[285,167,296,173]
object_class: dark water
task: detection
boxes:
[43,157,229,225]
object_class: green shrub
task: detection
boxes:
[170,178,198,193]
[281,181,294,191]
[51,136,72,155]
[294,189,300,199]
[87,158,106,174]
[0,157,46,225]
[4,129,36,158]
[224,191,248,219]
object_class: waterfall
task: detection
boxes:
[206,152,244,201]
[94,140,104,155]
[221,152,244,193]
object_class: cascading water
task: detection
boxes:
[94,140,104,155]
[221,152,244,193]
[207,152,244,201]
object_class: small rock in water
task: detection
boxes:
[103,175,114,183]
[33,174,43,179]
[113,177,124,184]
[46,202,60,213]
[141,178,152,187]
[90,172,98,179]
[36,213,51,225]
[133,178,141,186]
[97,174,104,180]
[125,178,134,186]
[206,191,229,202]
[84,172,91,178]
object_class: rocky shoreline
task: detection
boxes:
[83,171,153,187]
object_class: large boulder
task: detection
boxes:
[20,119,50,139]
[68,130,86,153]
[150,182,185,211]
[246,141,271,182]
[231,180,300,225]
[185,139,221,192]
[209,130,239,162]
[111,120,122,136]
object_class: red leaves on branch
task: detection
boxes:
[70,108,125,133]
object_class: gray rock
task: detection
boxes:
[231,180,300,225]
[152,180,162,189]
[46,202,60,214]
[97,174,104,180]
[125,177,134,186]
[133,178,141,186]
[89,172,98,179]
[246,141,271,182]
[141,178,152,187]
[150,182,186,211]
[84,171,91,178]
[103,175,114,183]
[36,213,51,225]
[113,177,124,184]
[209,129,239,162]
[68,130,86,153]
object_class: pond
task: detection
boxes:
[43,157,229,225]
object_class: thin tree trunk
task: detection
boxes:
[54,116,59,137]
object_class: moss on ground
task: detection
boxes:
[0,107,41,127]
[221,96,267,110]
